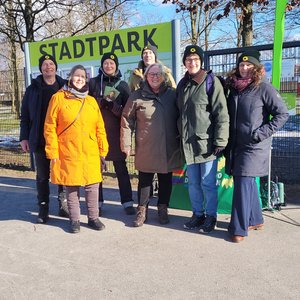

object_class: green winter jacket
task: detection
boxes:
[176,70,229,164]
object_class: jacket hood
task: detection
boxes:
[98,68,122,81]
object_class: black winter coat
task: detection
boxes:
[19,75,65,152]
[225,80,289,177]
[89,69,130,161]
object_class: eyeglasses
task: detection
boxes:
[147,72,162,78]
[185,58,200,64]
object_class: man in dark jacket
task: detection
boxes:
[89,52,135,216]
[177,45,229,233]
[20,54,68,223]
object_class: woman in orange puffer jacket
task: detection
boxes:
[44,65,108,234]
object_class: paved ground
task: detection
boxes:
[0,173,300,300]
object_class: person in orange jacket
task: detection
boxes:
[44,65,108,233]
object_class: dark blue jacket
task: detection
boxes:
[225,80,289,177]
[20,74,65,152]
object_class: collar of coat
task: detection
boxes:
[183,69,207,86]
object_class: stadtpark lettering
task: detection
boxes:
[38,29,157,60]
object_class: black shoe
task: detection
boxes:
[183,214,206,230]
[124,206,136,215]
[88,218,105,231]
[199,215,217,233]
[37,204,49,224]
[70,220,80,233]
[58,200,69,218]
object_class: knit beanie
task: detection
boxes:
[237,50,261,67]
[141,45,158,59]
[182,45,204,65]
[39,54,58,72]
[101,52,119,69]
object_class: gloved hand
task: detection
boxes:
[101,98,114,110]
[213,146,225,157]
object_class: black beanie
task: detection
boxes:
[39,54,57,72]
[101,52,119,70]
[141,45,158,59]
[237,50,261,67]
[183,45,204,65]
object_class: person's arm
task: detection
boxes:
[120,95,136,158]
[210,77,230,148]
[252,83,289,143]
[44,94,60,160]
[19,89,31,152]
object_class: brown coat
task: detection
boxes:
[121,83,182,173]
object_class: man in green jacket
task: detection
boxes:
[177,45,229,233]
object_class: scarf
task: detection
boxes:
[231,76,253,92]
[64,81,89,99]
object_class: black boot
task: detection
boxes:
[58,187,69,218]
[37,203,49,224]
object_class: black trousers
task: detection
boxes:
[34,149,64,206]
[99,160,132,205]
[138,171,172,207]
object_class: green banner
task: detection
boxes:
[170,157,260,214]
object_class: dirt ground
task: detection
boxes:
[1,168,299,205]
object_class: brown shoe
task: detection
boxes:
[248,224,264,231]
[158,204,169,225]
[231,235,244,243]
[133,206,147,227]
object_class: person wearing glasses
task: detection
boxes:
[176,45,229,234]
[128,44,176,92]
[121,63,182,227]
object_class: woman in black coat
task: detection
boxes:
[225,50,289,243]
[89,53,135,216]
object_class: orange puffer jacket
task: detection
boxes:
[44,90,108,186]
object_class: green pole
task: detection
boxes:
[272,0,287,89]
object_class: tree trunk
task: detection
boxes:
[242,1,253,46]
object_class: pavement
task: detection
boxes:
[0,174,300,300]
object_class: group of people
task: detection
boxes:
[20,44,288,242]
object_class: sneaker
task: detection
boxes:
[183,214,206,230]
[199,215,217,233]
[88,218,105,231]
[124,206,136,215]
[70,220,80,233]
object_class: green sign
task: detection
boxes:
[28,22,172,67]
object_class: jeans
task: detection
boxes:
[138,171,172,207]
[228,176,264,236]
[99,160,133,208]
[34,149,64,207]
[187,160,218,217]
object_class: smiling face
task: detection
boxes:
[102,59,117,76]
[41,59,56,78]
[142,49,156,67]
[146,65,163,93]
[239,61,255,78]
[184,54,201,75]
[71,69,86,90]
